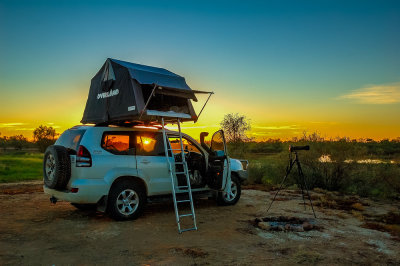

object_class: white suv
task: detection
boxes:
[43,125,248,220]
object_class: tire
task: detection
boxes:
[107,179,146,221]
[43,145,71,189]
[217,173,241,206]
[71,203,97,211]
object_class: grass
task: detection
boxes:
[232,141,400,199]
[0,151,43,183]
[1,139,399,200]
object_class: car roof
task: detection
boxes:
[69,125,180,135]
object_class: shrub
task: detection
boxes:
[33,125,57,152]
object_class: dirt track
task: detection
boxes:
[0,181,399,265]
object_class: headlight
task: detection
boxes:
[239,160,249,170]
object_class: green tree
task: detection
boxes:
[220,113,252,157]
[0,133,8,151]
[220,113,251,143]
[8,135,28,150]
[33,125,57,152]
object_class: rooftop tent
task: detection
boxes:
[81,58,207,125]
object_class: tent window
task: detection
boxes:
[141,85,190,114]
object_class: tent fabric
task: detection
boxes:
[110,58,193,93]
[81,58,198,125]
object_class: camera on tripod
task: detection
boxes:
[267,144,316,218]
[289,145,310,152]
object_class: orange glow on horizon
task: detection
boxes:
[1,84,399,142]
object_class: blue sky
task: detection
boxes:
[1,0,399,139]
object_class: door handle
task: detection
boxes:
[141,160,150,164]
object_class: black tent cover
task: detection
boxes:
[81,58,202,125]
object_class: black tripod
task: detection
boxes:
[266,145,317,218]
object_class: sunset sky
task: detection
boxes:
[1,0,399,141]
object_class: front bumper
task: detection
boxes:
[235,170,248,182]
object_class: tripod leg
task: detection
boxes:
[294,155,307,210]
[297,160,317,218]
[266,160,295,213]
[299,182,306,210]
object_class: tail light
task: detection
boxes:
[70,188,79,193]
[76,145,92,167]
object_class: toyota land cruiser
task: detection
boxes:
[43,125,248,220]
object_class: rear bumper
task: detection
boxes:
[43,179,109,204]
[235,170,248,182]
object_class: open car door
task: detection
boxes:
[206,130,231,193]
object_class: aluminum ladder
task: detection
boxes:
[161,118,197,233]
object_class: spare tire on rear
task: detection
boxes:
[43,145,71,189]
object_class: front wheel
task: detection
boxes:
[217,174,241,206]
[107,179,146,221]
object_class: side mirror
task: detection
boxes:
[200,132,211,153]
[200,132,209,145]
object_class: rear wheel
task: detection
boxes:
[217,174,241,206]
[107,179,146,221]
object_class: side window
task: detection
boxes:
[135,132,165,156]
[168,137,202,154]
[56,129,86,151]
[101,132,132,155]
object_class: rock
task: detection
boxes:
[302,222,314,231]
[254,217,262,224]
[292,225,305,232]
[278,216,287,221]
[258,222,271,231]
[277,225,285,231]
[284,224,291,231]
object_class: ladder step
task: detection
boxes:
[161,118,197,233]
[179,227,197,233]
[179,213,193,218]
[177,199,191,203]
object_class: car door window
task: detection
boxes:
[168,137,202,155]
[135,132,165,156]
[101,132,132,155]
[211,130,226,154]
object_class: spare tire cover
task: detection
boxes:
[43,145,71,189]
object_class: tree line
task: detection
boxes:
[0,125,57,152]
[220,113,400,157]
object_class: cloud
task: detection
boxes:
[253,125,298,130]
[166,125,219,130]
[339,82,400,104]
[0,123,25,128]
